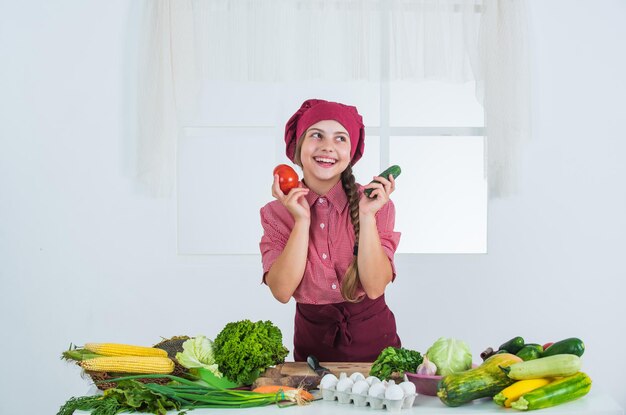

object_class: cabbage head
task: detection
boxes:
[425,337,472,376]
[175,335,222,377]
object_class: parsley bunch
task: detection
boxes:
[213,319,289,385]
[369,346,423,380]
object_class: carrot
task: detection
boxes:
[252,385,314,403]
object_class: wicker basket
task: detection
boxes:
[83,336,191,391]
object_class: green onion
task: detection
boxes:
[65,374,308,413]
[101,373,209,388]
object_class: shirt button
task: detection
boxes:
[320,223,325,229]
[318,198,325,204]
[331,283,337,290]
[322,253,327,259]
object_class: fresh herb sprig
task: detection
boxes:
[57,396,120,415]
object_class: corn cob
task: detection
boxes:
[80,356,175,374]
[84,343,168,357]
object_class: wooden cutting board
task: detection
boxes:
[253,362,373,390]
[277,361,373,376]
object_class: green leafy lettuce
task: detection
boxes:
[212,320,289,385]
[175,335,221,377]
[369,346,423,380]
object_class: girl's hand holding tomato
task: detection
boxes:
[273,164,299,194]
[272,165,310,223]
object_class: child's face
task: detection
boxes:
[300,120,352,185]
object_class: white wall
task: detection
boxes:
[1,1,625,413]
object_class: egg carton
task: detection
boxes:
[320,386,416,412]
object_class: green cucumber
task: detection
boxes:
[498,336,525,354]
[501,354,581,380]
[364,165,401,198]
[511,372,591,410]
[542,337,585,357]
[516,344,543,361]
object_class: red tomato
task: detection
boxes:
[273,164,299,194]
[542,342,554,351]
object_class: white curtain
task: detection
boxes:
[138,0,529,198]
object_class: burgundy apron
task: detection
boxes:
[293,294,401,362]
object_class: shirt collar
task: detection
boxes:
[304,179,349,213]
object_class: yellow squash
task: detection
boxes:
[493,378,552,407]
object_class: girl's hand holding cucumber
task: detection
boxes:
[360,165,401,216]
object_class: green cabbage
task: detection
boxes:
[175,335,222,377]
[425,337,472,376]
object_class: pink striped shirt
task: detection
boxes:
[259,180,401,305]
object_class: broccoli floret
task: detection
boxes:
[213,320,289,385]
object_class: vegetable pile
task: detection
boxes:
[437,335,591,411]
[58,330,593,413]
[59,320,299,415]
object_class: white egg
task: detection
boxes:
[349,372,366,382]
[351,379,369,395]
[336,377,354,392]
[399,380,416,396]
[385,383,405,401]
[319,373,338,389]
[365,376,381,385]
[368,382,386,398]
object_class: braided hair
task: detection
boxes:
[339,164,362,303]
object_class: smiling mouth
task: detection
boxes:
[314,156,337,167]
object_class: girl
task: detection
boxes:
[259,99,401,362]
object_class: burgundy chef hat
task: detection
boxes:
[284,99,365,165]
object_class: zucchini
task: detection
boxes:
[493,378,552,408]
[542,337,585,357]
[511,372,591,410]
[437,353,522,407]
[501,354,581,380]
[364,165,401,198]
[498,336,525,354]
[516,344,543,361]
